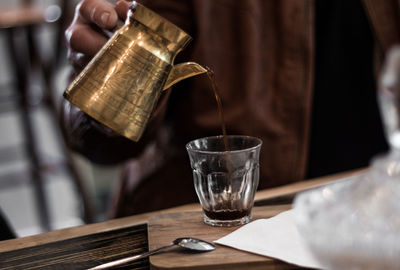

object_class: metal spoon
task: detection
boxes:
[87,237,216,270]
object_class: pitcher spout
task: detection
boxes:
[163,62,208,90]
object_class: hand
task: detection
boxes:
[65,0,132,74]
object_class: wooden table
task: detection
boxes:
[0,169,366,269]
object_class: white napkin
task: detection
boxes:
[214,210,325,269]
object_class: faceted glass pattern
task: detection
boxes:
[186,135,262,226]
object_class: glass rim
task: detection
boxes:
[186,135,262,154]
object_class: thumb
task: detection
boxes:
[115,0,133,20]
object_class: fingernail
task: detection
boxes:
[101,12,110,26]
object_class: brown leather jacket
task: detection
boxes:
[61,0,400,217]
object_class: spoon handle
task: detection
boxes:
[87,243,175,270]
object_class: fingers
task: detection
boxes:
[67,20,109,56]
[65,0,133,73]
[67,50,93,74]
[78,0,119,29]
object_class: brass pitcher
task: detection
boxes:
[63,1,207,142]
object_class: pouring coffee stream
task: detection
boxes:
[206,68,230,152]
[63,0,244,223]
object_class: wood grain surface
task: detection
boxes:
[0,224,149,270]
[0,169,366,270]
[148,205,304,270]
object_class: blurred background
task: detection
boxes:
[0,0,120,238]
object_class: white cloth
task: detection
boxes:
[214,210,325,269]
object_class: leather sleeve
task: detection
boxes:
[60,85,171,165]
[363,0,400,52]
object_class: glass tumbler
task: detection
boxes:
[186,135,262,227]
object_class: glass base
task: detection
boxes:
[203,214,251,227]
